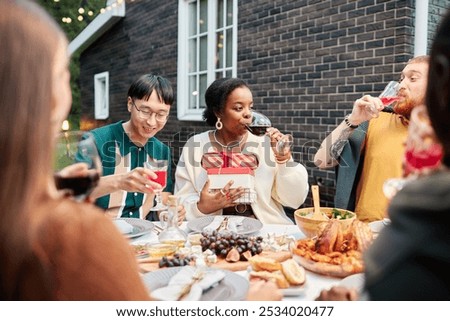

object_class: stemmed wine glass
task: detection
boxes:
[144,159,168,211]
[379,81,400,107]
[368,81,400,116]
[246,111,293,154]
[54,131,102,202]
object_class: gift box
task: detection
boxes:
[207,167,255,190]
[202,152,258,204]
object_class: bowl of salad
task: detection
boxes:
[294,207,356,238]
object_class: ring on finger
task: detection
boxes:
[220,189,226,196]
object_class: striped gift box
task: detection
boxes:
[201,152,259,169]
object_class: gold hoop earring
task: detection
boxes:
[215,118,223,130]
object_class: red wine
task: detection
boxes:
[151,170,167,189]
[380,96,399,106]
[54,172,100,197]
[246,125,269,136]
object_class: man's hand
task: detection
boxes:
[117,167,162,194]
[316,286,358,301]
[349,95,384,125]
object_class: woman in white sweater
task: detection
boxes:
[175,78,309,224]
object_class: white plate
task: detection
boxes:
[142,267,249,300]
[114,218,154,239]
[187,215,263,235]
[282,284,307,297]
[338,273,365,292]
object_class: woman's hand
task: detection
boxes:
[267,127,292,161]
[316,286,358,301]
[196,179,245,214]
[246,280,282,301]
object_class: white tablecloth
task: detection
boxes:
[132,222,344,301]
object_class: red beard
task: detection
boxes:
[393,96,422,119]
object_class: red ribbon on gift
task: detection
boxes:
[201,151,259,169]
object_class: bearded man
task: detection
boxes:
[314,56,429,222]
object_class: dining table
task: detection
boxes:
[130,221,354,301]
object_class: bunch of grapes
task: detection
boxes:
[200,230,264,258]
[158,253,193,268]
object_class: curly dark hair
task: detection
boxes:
[203,77,251,126]
[426,10,450,166]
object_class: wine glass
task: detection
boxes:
[53,131,102,202]
[367,81,400,116]
[144,159,168,211]
[379,81,400,107]
[246,111,293,154]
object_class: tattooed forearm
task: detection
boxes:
[329,127,354,160]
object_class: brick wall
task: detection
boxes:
[80,0,450,213]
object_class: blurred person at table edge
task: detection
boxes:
[317,9,450,300]
[0,0,281,301]
[314,55,429,222]
[88,74,185,225]
[175,77,309,224]
[0,0,148,300]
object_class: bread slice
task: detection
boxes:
[248,255,282,272]
[249,270,290,289]
[280,259,306,285]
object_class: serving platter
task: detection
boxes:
[187,215,263,235]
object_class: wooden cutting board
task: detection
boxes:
[138,250,292,273]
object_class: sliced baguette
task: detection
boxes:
[280,259,306,285]
[248,255,282,272]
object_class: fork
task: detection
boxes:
[153,224,163,235]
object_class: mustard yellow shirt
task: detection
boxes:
[355,113,408,222]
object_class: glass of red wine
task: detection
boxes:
[379,81,400,106]
[54,131,102,202]
[246,111,293,154]
[144,159,168,211]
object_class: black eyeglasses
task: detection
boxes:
[131,99,169,122]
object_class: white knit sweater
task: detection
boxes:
[174,131,309,224]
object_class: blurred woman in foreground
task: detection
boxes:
[0,0,280,301]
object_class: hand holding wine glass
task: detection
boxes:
[54,131,102,202]
[246,111,293,156]
[144,159,168,211]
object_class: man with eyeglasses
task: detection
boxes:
[89,74,185,223]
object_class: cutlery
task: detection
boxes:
[311,185,324,220]
[153,224,163,235]
[177,269,205,300]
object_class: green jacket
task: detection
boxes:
[334,121,369,211]
[91,121,173,218]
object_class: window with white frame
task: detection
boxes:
[177,0,237,121]
[94,71,109,120]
